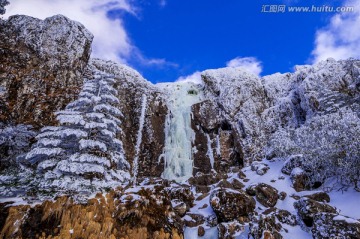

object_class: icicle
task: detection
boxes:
[216,134,221,156]
[206,134,214,169]
[132,94,148,185]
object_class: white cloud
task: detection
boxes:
[226,57,263,76]
[3,0,171,66]
[176,71,202,84]
[311,0,360,63]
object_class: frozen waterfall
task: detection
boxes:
[158,81,204,182]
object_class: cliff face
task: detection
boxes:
[0,14,360,239]
[0,15,92,127]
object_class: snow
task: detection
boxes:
[94,104,123,117]
[35,139,61,147]
[333,215,360,224]
[84,122,107,130]
[79,139,107,152]
[37,159,58,171]
[69,153,110,167]
[57,114,85,125]
[328,188,360,220]
[36,129,88,139]
[85,113,105,120]
[101,93,120,104]
[26,148,64,161]
[56,161,105,175]
[291,167,304,176]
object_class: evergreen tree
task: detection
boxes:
[25,70,129,193]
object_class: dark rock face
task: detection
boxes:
[0,15,93,128]
[312,213,360,239]
[210,188,255,222]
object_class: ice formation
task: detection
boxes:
[159,81,204,182]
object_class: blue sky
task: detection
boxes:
[4,0,360,83]
[120,0,338,82]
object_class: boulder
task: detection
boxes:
[250,215,283,239]
[275,210,297,226]
[290,167,309,192]
[294,198,337,227]
[210,189,255,222]
[304,192,330,203]
[312,213,360,239]
[255,183,279,208]
[251,161,270,175]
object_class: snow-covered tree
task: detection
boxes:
[0,0,9,15]
[0,124,35,170]
[25,70,130,193]
[268,108,360,189]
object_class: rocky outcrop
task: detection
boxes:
[0,184,185,239]
[210,188,255,222]
[0,15,93,128]
[201,68,268,164]
[312,213,360,239]
[294,198,337,227]
[249,215,283,239]
[191,99,243,175]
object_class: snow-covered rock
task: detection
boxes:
[0,14,92,127]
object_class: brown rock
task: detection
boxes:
[192,100,220,131]
[250,215,283,239]
[184,213,205,227]
[312,213,360,239]
[275,210,297,226]
[291,169,309,192]
[0,189,183,239]
[279,192,287,201]
[294,198,337,227]
[0,15,92,128]
[198,226,205,237]
[210,189,256,222]
[218,221,244,239]
[304,192,330,203]
[231,178,245,189]
[255,183,279,208]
